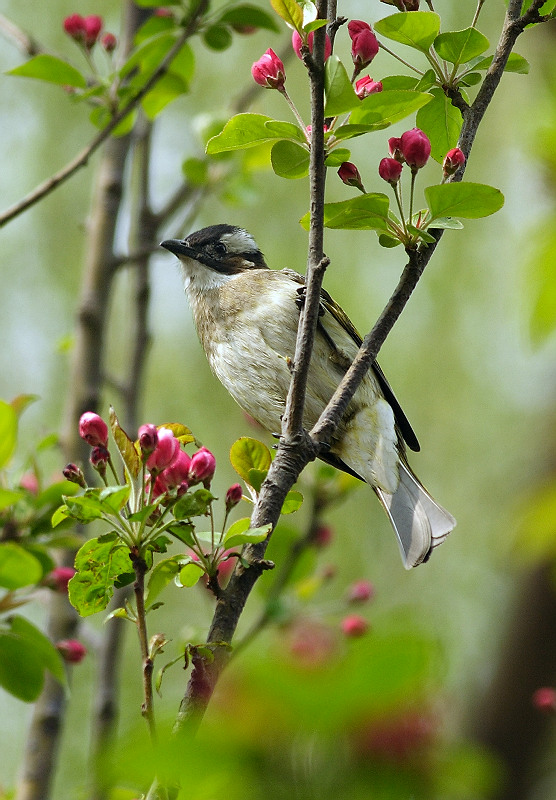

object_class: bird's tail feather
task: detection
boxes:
[375,462,456,569]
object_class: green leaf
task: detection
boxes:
[230,438,272,483]
[8,54,86,88]
[207,114,302,154]
[331,124,375,142]
[51,504,69,528]
[99,485,131,514]
[526,229,556,344]
[271,140,310,179]
[10,615,66,685]
[223,517,251,539]
[166,522,195,546]
[281,490,303,514]
[174,488,215,519]
[11,394,38,418]
[203,25,233,51]
[474,52,529,74]
[324,148,351,167]
[270,0,303,31]
[141,73,188,119]
[0,488,24,510]
[0,543,43,589]
[247,468,267,492]
[69,538,132,617]
[433,27,489,65]
[178,560,205,587]
[374,11,441,53]
[304,18,328,33]
[428,217,464,230]
[349,89,433,129]
[109,406,141,479]
[146,556,182,605]
[224,522,272,548]
[0,400,17,469]
[0,614,67,702]
[265,120,307,144]
[416,88,462,163]
[381,75,419,91]
[63,492,104,523]
[182,157,209,186]
[219,5,280,32]
[379,234,402,248]
[426,182,504,220]
[324,57,360,116]
[300,193,390,231]
[159,422,196,446]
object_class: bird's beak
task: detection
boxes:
[160,239,196,258]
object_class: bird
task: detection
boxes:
[160,224,455,568]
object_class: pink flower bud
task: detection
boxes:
[379,157,403,185]
[312,524,333,547]
[338,162,365,193]
[57,639,87,664]
[251,48,286,90]
[146,427,180,473]
[90,446,109,477]
[292,30,332,61]
[188,446,216,486]
[157,449,191,492]
[83,15,103,48]
[100,32,117,52]
[79,412,109,447]
[533,687,556,713]
[442,147,465,176]
[348,21,379,71]
[400,127,431,170]
[347,579,375,603]
[155,8,174,16]
[225,483,243,510]
[44,567,76,593]
[19,471,39,495]
[341,614,369,637]
[355,75,383,99]
[63,463,87,488]
[388,136,404,162]
[63,14,85,41]
[138,424,158,456]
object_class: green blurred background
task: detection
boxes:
[1,0,556,797]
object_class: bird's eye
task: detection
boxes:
[213,242,227,256]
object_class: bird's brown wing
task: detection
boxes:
[281,269,420,453]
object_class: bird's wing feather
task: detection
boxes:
[280,269,420,453]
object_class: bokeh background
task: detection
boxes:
[1,1,556,798]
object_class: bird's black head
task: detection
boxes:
[160,224,268,274]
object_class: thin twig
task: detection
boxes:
[0,14,42,56]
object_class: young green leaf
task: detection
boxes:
[208,114,293,153]
[300,193,390,231]
[426,182,504,220]
[433,27,489,66]
[416,88,462,163]
[0,400,17,470]
[219,5,281,32]
[265,120,308,144]
[0,488,24,510]
[109,406,141,479]
[270,0,303,31]
[8,55,87,88]
[324,57,360,116]
[69,538,132,617]
[99,485,131,515]
[281,490,303,514]
[146,556,182,605]
[141,73,189,119]
[203,25,233,51]
[0,543,43,590]
[473,52,529,74]
[349,90,432,129]
[230,438,272,483]
[159,422,196,445]
[0,617,65,701]
[374,11,441,53]
[224,522,272,548]
[324,149,351,167]
[174,488,215,519]
[178,560,205,587]
[271,140,310,179]
[247,468,268,492]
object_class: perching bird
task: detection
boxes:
[161,224,455,568]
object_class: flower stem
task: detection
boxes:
[280,87,310,143]
[132,552,157,744]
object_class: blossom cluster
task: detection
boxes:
[63,13,116,52]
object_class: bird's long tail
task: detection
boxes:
[374,462,456,569]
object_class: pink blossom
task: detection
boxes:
[443,147,466,176]
[63,14,85,41]
[355,75,382,98]
[338,162,365,192]
[225,483,243,510]
[146,427,180,473]
[83,15,103,48]
[138,424,158,456]
[188,446,216,486]
[347,579,375,603]
[251,48,286,90]
[400,127,431,170]
[292,29,332,61]
[100,32,117,52]
[378,157,403,184]
[348,21,379,70]
[341,614,369,637]
[156,449,191,493]
[45,567,76,593]
[79,412,109,447]
[57,639,87,663]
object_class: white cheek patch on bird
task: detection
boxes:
[161,224,456,569]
